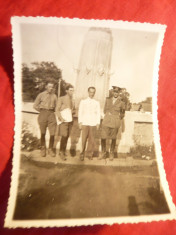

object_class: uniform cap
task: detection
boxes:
[112,86,121,92]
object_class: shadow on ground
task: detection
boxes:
[13,156,170,220]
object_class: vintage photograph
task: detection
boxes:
[5,17,176,227]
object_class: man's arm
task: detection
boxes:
[78,100,83,129]
[72,99,76,116]
[103,98,109,114]
[56,97,65,122]
[54,95,58,111]
[33,93,41,112]
[96,101,101,129]
[120,102,126,119]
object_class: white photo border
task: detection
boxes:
[4,16,176,228]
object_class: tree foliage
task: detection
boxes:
[22,62,66,102]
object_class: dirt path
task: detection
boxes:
[13,157,169,220]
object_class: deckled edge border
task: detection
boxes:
[4,16,176,228]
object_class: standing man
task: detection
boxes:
[78,87,101,161]
[99,86,125,161]
[33,80,57,158]
[56,84,74,161]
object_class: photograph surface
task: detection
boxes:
[5,17,176,227]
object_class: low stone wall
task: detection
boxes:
[118,111,153,153]
[22,102,153,153]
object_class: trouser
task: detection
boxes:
[101,125,119,153]
[101,139,116,153]
[38,110,57,149]
[59,122,73,153]
[40,134,55,149]
[81,125,96,154]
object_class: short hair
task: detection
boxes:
[65,84,74,91]
[88,86,96,92]
[46,79,55,86]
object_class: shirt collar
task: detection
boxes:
[45,90,53,95]
[65,94,71,99]
[87,97,94,100]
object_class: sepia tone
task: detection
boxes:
[5,17,175,228]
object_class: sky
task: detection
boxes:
[20,23,159,103]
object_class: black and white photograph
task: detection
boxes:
[5,17,176,227]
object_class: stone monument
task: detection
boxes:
[74,27,113,111]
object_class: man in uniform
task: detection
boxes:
[56,84,74,161]
[33,80,57,158]
[78,87,101,161]
[98,86,125,161]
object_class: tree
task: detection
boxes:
[22,62,66,102]
[120,88,131,111]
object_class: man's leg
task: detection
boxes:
[80,125,89,160]
[97,139,106,160]
[62,136,69,153]
[109,139,116,160]
[110,139,116,152]
[67,122,73,156]
[48,112,57,157]
[98,125,107,160]
[109,128,119,161]
[38,111,47,157]
[41,133,46,146]
[39,133,46,157]
[101,139,106,152]
[87,126,96,160]
[59,123,69,160]
[61,122,73,155]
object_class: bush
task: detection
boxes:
[21,122,40,151]
[129,144,156,159]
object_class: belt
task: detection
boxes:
[40,108,55,112]
[108,112,120,116]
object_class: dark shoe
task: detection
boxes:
[88,155,93,160]
[48,148,55,157]
[70,149,76,156]
[60,152,66,161]
[98,152,106,160]
[41,147,46,157]
[109,152,114,161]
[64,151,68,157]
[86,151,94,160]
[80,152,84,161]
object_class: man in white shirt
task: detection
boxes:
[78,87,101,161]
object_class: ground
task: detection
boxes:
[13,153,169,220]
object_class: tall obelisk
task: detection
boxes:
[75,27,113,111]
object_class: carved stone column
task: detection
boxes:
[75,27,113,111]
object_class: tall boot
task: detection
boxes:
[48,135,55,157]
[40,134,46,157]
[98,139,106,160]
[59,136,67,160]
[109,139,116,161]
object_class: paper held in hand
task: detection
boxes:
[56,108,73,125]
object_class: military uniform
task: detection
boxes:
[100,91,125,160]
[101,97,125,139]
[33,90,57,157]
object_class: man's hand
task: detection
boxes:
[59,117,65,122]
[96,124,100,130]
[36,108,41,113]
[79,123,82,130]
